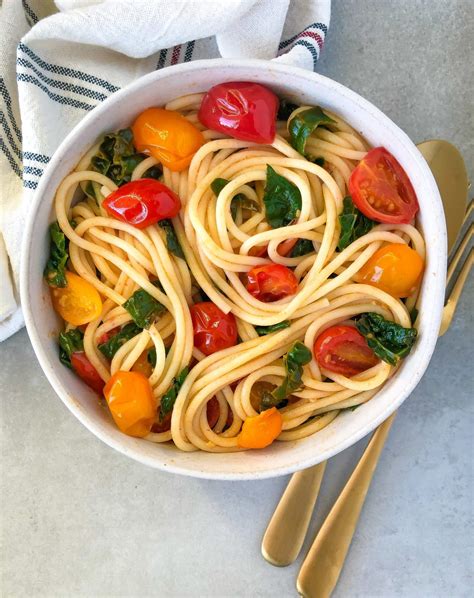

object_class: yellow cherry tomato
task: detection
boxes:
[132,107,205,172]
[131,350,153,378]
[50,271,102,325]
[103,371,156,437]
[356,243,424,298]
[237,407,283,449]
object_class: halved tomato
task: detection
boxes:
[246,264,298,302]
[349,147,419,224]
[314,325,379,377]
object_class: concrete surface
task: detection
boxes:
[1,1,473,596]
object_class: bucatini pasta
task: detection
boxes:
[45,81,423,452]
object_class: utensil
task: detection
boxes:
[296,142,471,598]
[261,139,469,566]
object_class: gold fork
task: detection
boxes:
[262,140,471,579]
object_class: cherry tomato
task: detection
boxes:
[356,243,424,297]
[237,407,282,449]
[314,325,379,377]
[151,413,171,434]
[246,264,298,302]
[102,179,181,229]
[132,107,204,172]
[198,82,279,144]
[97,327,119,346]
[349,147,419,224]
[190,302,238,356]
[50,271,102,326]
[103,371,156,438]
[206,397,220,428]
[70,352,104,393]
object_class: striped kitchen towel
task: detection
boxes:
[0,0,330,341]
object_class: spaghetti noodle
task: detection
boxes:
[45,82,423,453]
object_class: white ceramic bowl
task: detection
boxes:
[21,59,446,480]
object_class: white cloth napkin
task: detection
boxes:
[0,0,331,341]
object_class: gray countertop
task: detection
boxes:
[1,1,473,596]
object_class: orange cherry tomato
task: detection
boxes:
[50,271,102,326]
[132,107,205,172]
[131,351,153,378]
[103,371,156,438]
[246,264,298,302]
[314,325,379,377]
[237,407,283,449]
[356,243,424,298]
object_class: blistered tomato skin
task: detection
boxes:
[50,271,102,326]
[198,82,279,144]
[237,407,282,449]
[190,302,238,356]
[349,147,419,224]
[103,371,156,438]
[102,179,181,229]
[132,107,204,172]
[246,264,298,302]
[356,243,424,298]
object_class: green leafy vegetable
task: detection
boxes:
[263,165,302,229]
[409,307,419,325]
[58,329,84,369]
[159,367,189,419]
[44,222,69,287]
[289,106,335,156]
[123,284,166,329]
[312,157,325,167]
[89,128,144,186]
[356,313,417,366]
[98,323,141,360]
[338,196,375,251]
[261,342,312,410]
[158,219,185,259]
[147,347,157,368]
[290,238,314,257]
[277,99,299,121]
[211,177,259,219]
[255,321,291,336]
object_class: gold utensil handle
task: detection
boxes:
[296,413,396,598]
[262,462,327,566]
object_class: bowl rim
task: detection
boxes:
[20,58,447,480]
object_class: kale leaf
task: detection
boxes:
[356,313,418,366]
[289,106,335,156]
[44,222,69,287]
[58,329,84,369]
[98,323,142,360]
[260,341,312,410]
[159,367,189,419]
[158,219,185,259]
[338,196,375,251]
[123,282,166,329]
[263,165,302,229]
[255,321,291,336]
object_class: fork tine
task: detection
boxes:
[440,247,473,336]
[447,222,473,286]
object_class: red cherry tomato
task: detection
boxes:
[206,397,220,428]
[97,327,120,346]
[246,264,298,302]
[190,302,238,356]
[313,325,379,377]
[70,352,105,393]
[102,179,181,229]
[151,413,171,433]
[349,147,419,224]
[198,82,279,144]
